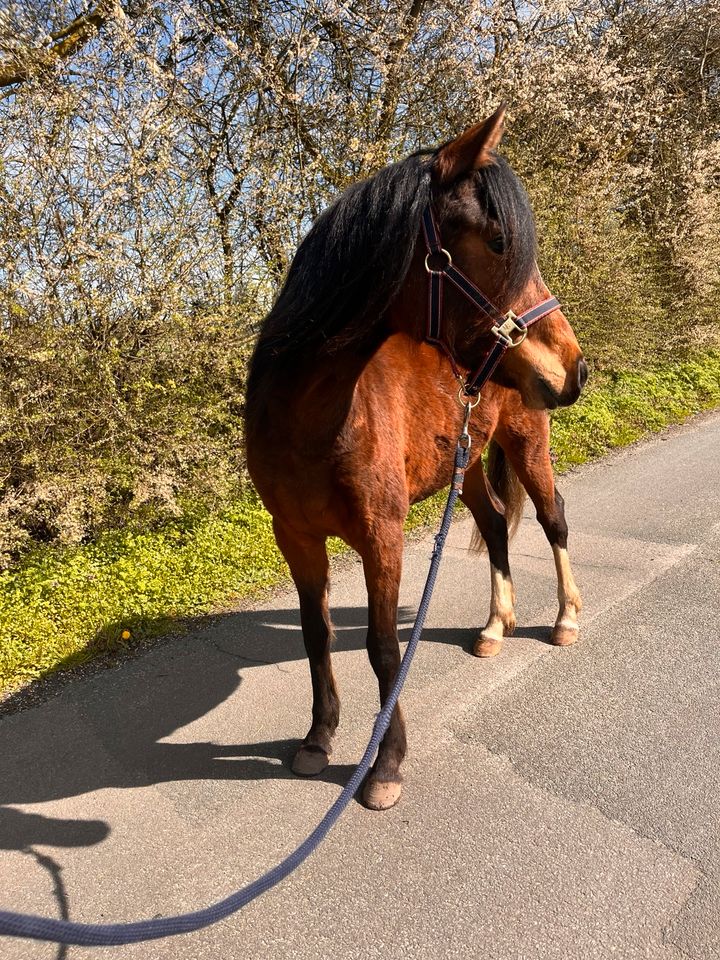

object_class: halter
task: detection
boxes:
[422,205,560,398]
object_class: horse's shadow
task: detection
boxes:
[0,604,552,857]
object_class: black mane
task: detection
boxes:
[252,152,434,367]
[249,147,536,377]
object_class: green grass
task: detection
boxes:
[2,350,720,696]
[0,495,286,692]
[550,352,720,470]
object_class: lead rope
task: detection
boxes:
[0,407,475,948]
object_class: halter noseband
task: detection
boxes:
[422,205,560,397]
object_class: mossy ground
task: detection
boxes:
[2,351,719,696]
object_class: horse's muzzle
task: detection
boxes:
[577,357,589,392]
[561,356,589,406]
[539,356,588,409]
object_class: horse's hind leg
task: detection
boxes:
[356,524,406,811]
[545,489,582,646]
[273,520,340,776]
[498,420,582,646]
[461,463,516,658]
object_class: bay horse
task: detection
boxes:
[245,107,587,811]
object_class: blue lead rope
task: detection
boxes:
[0,441,471,948]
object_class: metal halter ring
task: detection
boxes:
[456,385,481,410]
[424,248,452,274]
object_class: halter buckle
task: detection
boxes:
[492,310,527,348]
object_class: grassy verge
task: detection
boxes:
[550,353,720,470]
[2,350,720,695]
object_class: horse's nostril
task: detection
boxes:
[578,358,589,391]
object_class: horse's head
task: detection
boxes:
[428,108,587,409]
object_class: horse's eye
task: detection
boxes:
[487,235,506,255]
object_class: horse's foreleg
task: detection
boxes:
[273,520,340,776]
[358,526,406,811]
[461,464,516,658]
[547,489,583,646]
[499,423,582,646]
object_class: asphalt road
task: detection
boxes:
[2,409,720,960]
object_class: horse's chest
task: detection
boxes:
[404,433,454,503]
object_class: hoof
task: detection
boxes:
[473,634,503,658]
[362,779,402,811]
[292,745,330,777]
[551,622,579,647]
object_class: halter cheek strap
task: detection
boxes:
[421,206,560,397]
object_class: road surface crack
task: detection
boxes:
[453,731,708,959]
[210,640,293,673]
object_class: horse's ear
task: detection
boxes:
[433,105,506,185]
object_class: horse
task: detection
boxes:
[245,107,587,811]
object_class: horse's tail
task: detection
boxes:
[470,440,527,552]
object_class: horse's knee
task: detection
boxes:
[366,634,401,678]
[538,489,569,548]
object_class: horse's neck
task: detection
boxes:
[246,342,373,451]
[247,283,435,452]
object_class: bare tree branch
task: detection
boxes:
[0,1,119,89]
[375,0,431,147]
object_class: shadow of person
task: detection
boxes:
[0,604,418,856]
[0,806,109,851]
[0,600,522,858]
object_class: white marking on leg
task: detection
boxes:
[482,563,516,640]
[552,545,581,630]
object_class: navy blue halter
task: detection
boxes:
[421,205,560,397]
